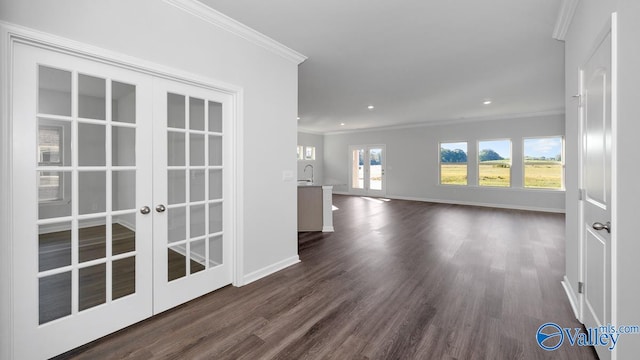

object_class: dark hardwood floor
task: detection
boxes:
[54,195,597,359]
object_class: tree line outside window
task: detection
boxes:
[439,137,564,189]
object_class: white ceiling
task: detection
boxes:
[199,0,565,134]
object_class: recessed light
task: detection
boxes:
[297,116,300,120]
[367,105,375,110]
[340,123,345,126]
[483,99,492,105]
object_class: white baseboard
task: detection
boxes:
[562,276,581,321]
[332,192,565,213]
[242,255,300,286]
[322,226,334,232]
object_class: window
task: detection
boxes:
[523,137,564,189]
[38,125,64,202]
[440,142,468,185]
[297,145,304,160]
[478,139,511,187]
[304,146,315,160]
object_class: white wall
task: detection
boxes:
[565,1,640,358]
[0,1,300,357]
[324,114,565,212]
[297,131,324,184]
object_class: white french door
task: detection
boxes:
[152,79,233,313]
[11,43,233,359]
[349,145,386,196]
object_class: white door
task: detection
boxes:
[579,16,614,360]
[12,43,154,359]
[11,44,235,358]
[349,145,386,196]
[152,79,233,313]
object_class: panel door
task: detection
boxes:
[12,43,154,359]
[152,78,233,313]
[580,18,613,360]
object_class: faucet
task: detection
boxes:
[304,164,314,184]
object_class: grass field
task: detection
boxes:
[441,160,562,189]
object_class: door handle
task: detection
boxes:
[592,221,611,233]
[156,204,166,213]
[140,206,151,215]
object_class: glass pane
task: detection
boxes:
[79,219,106,263]
[168,246,186,282]
[209,202,222,234]
[113,214,136,255]
[78,123,106,166]
[113,256,136,300]
[38,120,71,166]
[190,170,205,202]
[190,205,205,238]
[190,240,205,274]
[112,126,135,166]
[440,142,468,185]
[79,171,106,215]
[297,145,304,160]
[38,171,72,220]
[167,93,185,129]
[478,140,511,187]
[79,263,106,311]
[351,149,364,189]
[209,169,222,200]
[209,135,222,166]
[168,132,185,166]
[38,66,71,117]
[39,224,71,272]
[168,206,186,243]
[305,146,315,160]
[524,137,563,189]
[168,170,186,205]
[112,81,136,124]
[189,97,205,131]
[190,134,205,166]
[78,74,106,120]
[113,170,135,211]
[369,148,382,190]
[39,272,72,324]
[208,101,222,133]
[208,235,222,267]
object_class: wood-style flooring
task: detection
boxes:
[54,195,597,359]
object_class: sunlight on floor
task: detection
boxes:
[361,197,392,203]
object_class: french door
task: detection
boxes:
[349,145,386,196]
[152,78,233,313]
[11,43,232,359]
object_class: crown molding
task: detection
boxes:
[322,109,565,136]
[552,0,580,41]
[164,0,307,65]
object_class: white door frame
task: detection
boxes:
[577,13,618,357]
[0,22,244,359]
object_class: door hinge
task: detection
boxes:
[578,282,584,294]
[578,188,585,201]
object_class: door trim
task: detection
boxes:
[577,13,618,353]
[0,21,245,359]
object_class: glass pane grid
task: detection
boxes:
[37,70,141,324]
